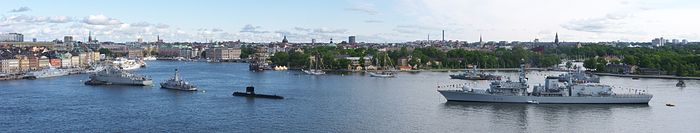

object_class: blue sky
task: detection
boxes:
[2,0,699,43]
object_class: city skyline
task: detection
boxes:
[2,0,700,43]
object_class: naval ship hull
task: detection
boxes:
[438,90,652,104]
[88,76,153,86]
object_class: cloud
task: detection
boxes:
[8,7,31,13]
[345,3,378,15]
[364,20,383,23]
[393,24,440,34]
[0,15,73,25]
[240,24,269,33]
[293,27,311,31]
[312,28,348,34]
[131,22,151,27]
[154,23,170,29]
[561,13,630,33]
[82,15,122,25]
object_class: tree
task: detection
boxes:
[595,58,608,72]
[334,58,351,70]
[583,58,597,70]
[98,48,112,57]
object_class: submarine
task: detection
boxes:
[232,86,284,99]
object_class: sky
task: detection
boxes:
[1,0,699,43]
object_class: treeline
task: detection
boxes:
[270,46,561,70]
[550,45,700,76]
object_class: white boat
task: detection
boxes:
[303,52,325,75]
[143,56,157,61]
[24,68,70,79]
[370,52,396,78]
[369,71,395,78]
[86,65,106,73]
[303,69,325,75]
[113,58,143,70]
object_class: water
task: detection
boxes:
[1,61,698,132]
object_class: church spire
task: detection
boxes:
[479,34,483,44]
[555,32,559,44]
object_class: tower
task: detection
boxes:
[88,31,92,42]
[479,34,483,44]
[554,32,559,44]
[282,36,288,43]
[441,30,445,42]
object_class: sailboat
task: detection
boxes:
[369,53,396,78]
[303,52,326,75]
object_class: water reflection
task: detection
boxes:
[442,101,651,132]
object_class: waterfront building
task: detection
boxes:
[0,33,24,42]
[205,47,241,61]
[17,55,29,72]
[128,48,144,59]
[78,53,88,67]
[28,56,39,71]
[0,59,20,74]
[49,58,61,68]
[179,48,193,59]
[100,44,129,56]
[38,58,50,69]
[70,56,80,68]
[60,57,72,68]
[88,51,101,62]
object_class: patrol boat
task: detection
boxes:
[24,68,70,79]
[449,66,501,80]
[160,69,197,91]
[438,64,653,104]
[85,67,153,86]
[557,70,600,83]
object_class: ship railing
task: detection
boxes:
[610,93,653,98]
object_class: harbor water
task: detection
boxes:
[1,61,698,132]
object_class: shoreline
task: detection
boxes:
[594,73,700,80]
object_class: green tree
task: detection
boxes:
[583,58,597,70]
[98,48,112,57]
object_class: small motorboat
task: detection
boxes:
[666,103,675,107]
[676,80,686,87]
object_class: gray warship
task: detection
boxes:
[85,67,153,86]
[160,69,197,91]
[449,66,501,80]
[557,70,600,83]
[438,64,652,104]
